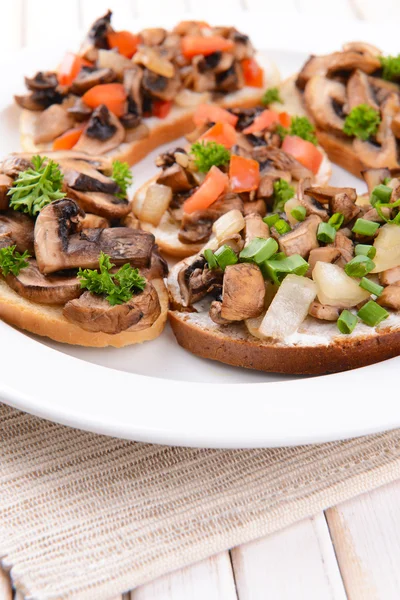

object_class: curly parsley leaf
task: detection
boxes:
[77,251,146,306]
[276,116,318,145]
[272,179,295,212]
[191,141,230,173]
[261,87,282,107]
[111,160,133,199]
[0,245,30,277]
[343,104,381,141]
[379,54,400,81]
[8,155,66,217]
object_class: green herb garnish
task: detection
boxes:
[379,54,400,81]
[261,87,282,107]
[190,141,230,173]
[277,116,318,145]
[272,178,295,212]
[343,104,381,141]
[77,252,146,306]
[8,155,65,217]
[0,245,30,277]
[111,160,133,199]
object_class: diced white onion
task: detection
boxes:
[133,49,174,78]
[175,89,211,107]
[97,50,133,77]
[212,210,245,243]
[139,183,172,226]
[312,261,369,308]
[284,197,301,226]
[372,223,400,273]
[258,274,317,340]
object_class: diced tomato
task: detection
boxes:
[181,36,234,58]
[229,155,260,193]
[243,109,280,134]
[193,103,238,128]
[152,100,172,119]
[52,125,85,150]
[82,83,127,118]
[242,58,264,88]
[183,166,228,214]
[57,52,92,87]
[107,30,140,59]
[278,112,291,128]
[199,122,237,149]
[282,135,323,175]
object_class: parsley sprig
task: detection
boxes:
[272,179,295,212]
[379,54,400,81]
[277,116,318,145]
[343,104,381,141]
[190,141,230,173]
[261,87,282,107]
[0,245,30,277]
[77,252,146,306]
[111,160,133,199]
[8,155,66,217]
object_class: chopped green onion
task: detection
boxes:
[328,212,344,231]
[263,214,280,228]
[204,249,218,270]
[352,218,380,236]
[290,205,307,222]
[274,219,291,235]
[370,184,392,206]
[261,253,309,284]
[214,244,238,270]
[239,237,278,263]
[271,252,286,261]
[357,300,389,327]
[317,222,336,244]
[344,255,375,278]
[337,310,358,334]
[359,277,384,297]
[383,177,392,185]
[355,244,376,259]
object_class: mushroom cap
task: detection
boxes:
[304,76,346,134]
[220,262,265,321]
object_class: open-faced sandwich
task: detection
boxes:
[0,152,168,347]
[168,169,400,374]
[133,101,332,257]
[291,42,400,176]
[16,11,279,164]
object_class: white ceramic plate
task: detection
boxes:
[1,39,400,448]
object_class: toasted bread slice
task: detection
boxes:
[0,277,168,348]
[19,53,280,165]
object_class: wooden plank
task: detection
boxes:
[0,568,12,600]
[326,481,400,600]
[130,553,237,600]
[231,514,347,600]
[23,0,80,48]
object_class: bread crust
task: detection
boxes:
[315,131,366,179]
[0,278,168,348]
[169,310,400,375]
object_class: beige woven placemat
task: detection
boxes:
[2,403,400,600]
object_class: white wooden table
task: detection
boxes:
[2,1,400,598]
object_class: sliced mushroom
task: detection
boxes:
[220,263,265,321]
[5,259,81,305]
[308,247,341,273]
[8,151,113,175]
[0,156,32,178]
[157,163,193,193]
[79,10,113,61]
[15,71,64,111]
[257,175,274,199]
[342,42,381,56]
[0,174,12,210]
[70,68,115,95]
[216,63,244,93]
[178,193,243,244]
[142,68,181,101]
[80,213,109,229]
[346,70,379,112]
[378,283,400,310]
[69,190,131,220]
[61,159,120,195]
[123,65,144,117]
[297,179,329,221]
[333,231,354,266]
[0,237,12,249]
[178,256,223,306]
[305,185,357,204]
[278,215,321,258]
[73,105,125,155]
[361,167,391,195]
[34,199,154,274]
[362,206,391,223]
[368,76,400,105]
[379,266,400,286]
[243,199,266,217]
[244,213,269,244]
[0,211,34,254]
[309,300,340,321]
[330,192,360,224]
[304,76,346,134]
[140,28,167,46]
[67,98,93,121]
[33,105,74,144]
[252,146,312,180]
[297,51,381,90]
[209,300,233,325]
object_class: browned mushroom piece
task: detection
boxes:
[70,68,115,95]
[0,237,12,250]
[361,167,391,195]
[220,263,265,321]
[140,28,167,46]
[0,212,34,254]
[378,283,400,310]
[11,151,113,175]
[243,200,266,217]
[67,98,93,121]
[157,163,193,192]
[309,300,340,321]
[346,70,379,112]
[303,76,346,134]
[392,113,400,139]
[80,213,109,229]
[297,179,329,221]
[216,63,244,93]
[123,65,144,117]
[209,301,234,325]
[5,259,82,305]
[33,105,74,144]
[330,192,360,224]
[73,105,125,155]
[333,232,354,266]
[368,76,400,105]
[257,175,274,199]
[362,206,391,223]
[353,93,400,169]
[305,185,357,204]
[142,68,181,101]
[379,266,400,286]
[79,10,113,61]
[278,215,321,258]
[0,175,12,211]
[252,146,312,180]
[177,256,223,306]
[0,156,33,178]
[244,213,269,244]
[60,159,120,195]
[34,199,154,274]
[307,247,341,273]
